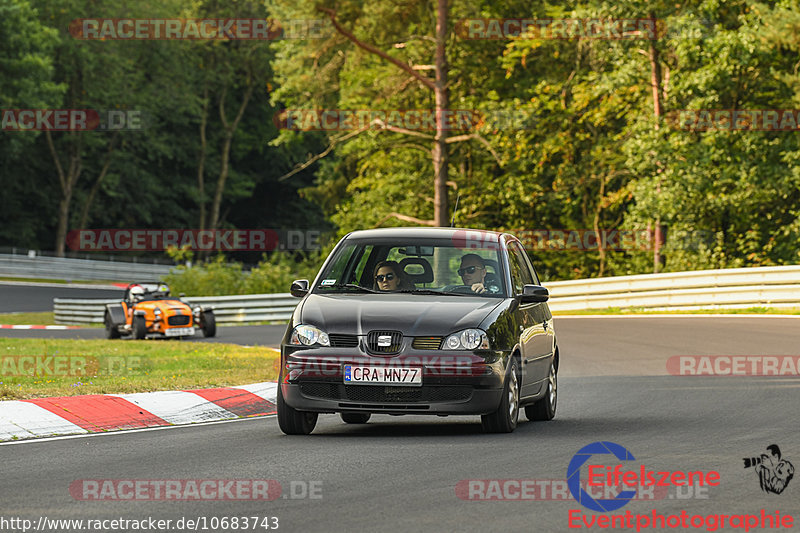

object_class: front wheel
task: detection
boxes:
[200,310,216,338]
[132,315,146,340]
[526,359,557,421]
[341,413,370,424]
[277,385,318,435]
[481,359,519,433]
[104,311,120,339]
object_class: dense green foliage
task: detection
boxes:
[2,0,799,287]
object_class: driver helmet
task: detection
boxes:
[129,285,145,301]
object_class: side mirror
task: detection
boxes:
[290,279,310,298]
[518,284,549,303]
[179,293,186,298]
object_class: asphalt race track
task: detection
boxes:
[2,316,800,532]
[0,282,123,313]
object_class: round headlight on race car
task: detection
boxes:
[444,329,490,350]
[290,325,330,347]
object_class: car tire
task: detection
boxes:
[201,310,216,338]
[340,413,370,424]
[277,384,318,435]
[104,311,120,339]
[481,359,519,433]
[132,315,146,340]
[526,359,557,421]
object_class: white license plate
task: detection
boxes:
[344,365,422,386]
[165,327,195,337]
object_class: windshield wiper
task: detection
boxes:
[403,289,470,296]
[321,283,378,293]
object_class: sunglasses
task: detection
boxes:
[375,273,396,282]
[458,265,484,276]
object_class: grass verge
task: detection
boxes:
[0,338,279,400]
[0,312,103,328]
[0,312,59,325]
[552,306,800,315]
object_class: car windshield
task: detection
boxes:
[128,283,170,300]
[314,237,506,297]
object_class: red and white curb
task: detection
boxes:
[0,382,277,442]
[0,324,82,329]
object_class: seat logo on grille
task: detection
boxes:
[377,335,392,347]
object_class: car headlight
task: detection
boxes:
[290,325,330,347]
[444,329,490,350]
[153,308,162,319]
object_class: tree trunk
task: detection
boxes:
[593,176,606,277]
[648,17,663,273]
[432,0,449,227]
[197,84,209,231]
[209,81,254,231]
[47,131,83,257]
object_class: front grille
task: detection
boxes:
[298,383,472,403]
[412,336,443,350]
[366,330,403,354]
[167,314,191,326]
[329,334,359,348]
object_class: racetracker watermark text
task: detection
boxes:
[66,229,321,252]
[667,110,800,131]
[667,356,800,376]
[273,108,538,131]
[69,18,330,39]
[69,479,322,500]
[1,109,143,131]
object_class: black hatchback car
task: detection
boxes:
[277,227,558,434]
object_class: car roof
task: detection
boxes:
[345,227,506,241]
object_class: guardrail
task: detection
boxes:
[52,265,800,324]
[545,265,800,311]
[0,253,174,282]
[53,294,298,325]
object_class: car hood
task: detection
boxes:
[299,293,503,336]
[135,299,191,313]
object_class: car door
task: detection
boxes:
[507,241,552,398]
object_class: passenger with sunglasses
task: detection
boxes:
[372,261,412,291]
[458,253,499,294]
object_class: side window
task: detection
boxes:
[513,242,540,285]
[507,242,533,294]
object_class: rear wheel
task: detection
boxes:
[104,311,120,339]
[481,359,519,433]
[341,413,371,424]
[201,310,216,337]
[132,315,146,340]
[526,359,557,421]
[277,384,317,435]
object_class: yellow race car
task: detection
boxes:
[104,282,216,339]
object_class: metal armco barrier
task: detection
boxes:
[0,253,174,282]
[545,265,800,311]
[53,294,298,325]
[52,265,800,324]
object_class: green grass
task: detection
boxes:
[0,312,59,325]
[0,338,280,400]
[0,312,103,328]
[552,307,800,315]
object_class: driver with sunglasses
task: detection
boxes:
[458,253,500,294]
[372,261,412,291]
